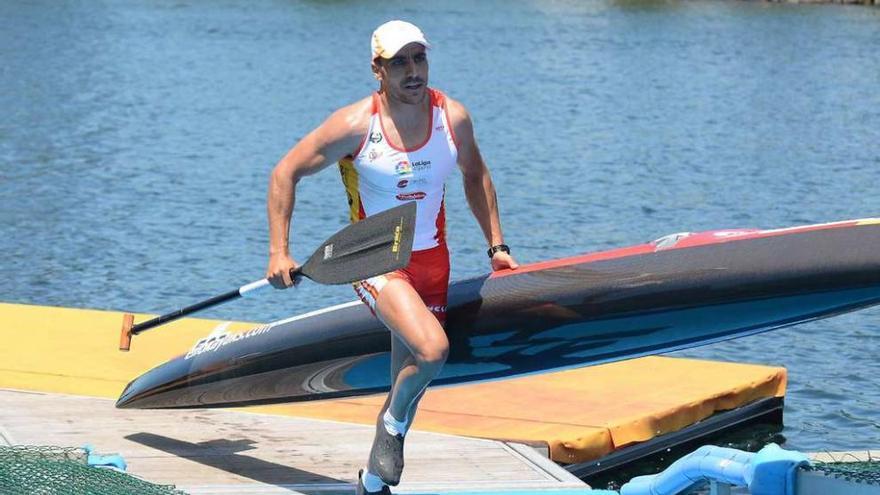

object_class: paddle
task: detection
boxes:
[118,202,416,351]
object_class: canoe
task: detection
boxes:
[117,218,880,409]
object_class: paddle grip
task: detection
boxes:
[290,266,304,285]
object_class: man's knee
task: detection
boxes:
[414,337,448,369]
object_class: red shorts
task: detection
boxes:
[354,243,450,324]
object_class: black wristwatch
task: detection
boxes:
[487,244,510,258]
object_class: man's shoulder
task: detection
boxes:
[321,95,374,142]
[431,89,470,127]
[431,90,474,144]
[334,95,375,127]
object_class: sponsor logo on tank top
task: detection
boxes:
[397,191,427,200]
[398,177,428,188]
[396,160,431,177]
[395,160,413,176]
[427,305,447,314]
[369,132,383,144]
[368,150,383,161]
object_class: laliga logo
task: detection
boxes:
[395,160,413,176]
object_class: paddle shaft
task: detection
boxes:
[118,202,416,351]
[128,270,295,337]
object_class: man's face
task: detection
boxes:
[374,43,429,104]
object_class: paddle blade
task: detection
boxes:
[300,202,416,285]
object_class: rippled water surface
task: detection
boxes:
[2,0,879,453]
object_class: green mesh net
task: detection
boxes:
[0,445,188,495]
[807,460,880,487]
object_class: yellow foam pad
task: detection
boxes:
[0,302,785,464]
[253,357,785,464]
[0,302,255,398]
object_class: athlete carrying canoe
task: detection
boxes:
[266,20,518,494]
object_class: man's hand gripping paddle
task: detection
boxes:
[118,202,416,351]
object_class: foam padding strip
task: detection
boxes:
[0,302,256,398]
[253,356,786,464]
[0,302,785,464]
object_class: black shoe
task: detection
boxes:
[357,469,391,495]
[367,426,405,486]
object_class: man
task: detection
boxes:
[266,20,518,494]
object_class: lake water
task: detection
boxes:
[2,0,878,454]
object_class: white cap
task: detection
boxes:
[371,20,430,60]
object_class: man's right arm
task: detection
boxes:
[267,101,370,288]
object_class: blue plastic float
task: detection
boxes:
[619,443,809,495]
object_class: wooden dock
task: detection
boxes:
[0,388,587,494]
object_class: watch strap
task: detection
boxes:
[487,244,510,258]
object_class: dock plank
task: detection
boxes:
[0,389,585,493]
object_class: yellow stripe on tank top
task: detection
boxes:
[338,157,362,223]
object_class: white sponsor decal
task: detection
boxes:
[324,243,334,260]
[712,230,751,238]
[185,322,273,359]
[759,218,877,235]
[183,300,366,360]
[651,232,692,251]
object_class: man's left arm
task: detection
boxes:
[449,99,519,272]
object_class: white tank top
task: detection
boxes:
[339,89,459,250]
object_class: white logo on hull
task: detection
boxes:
[185,322,273,359]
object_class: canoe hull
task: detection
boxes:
[117,219,880,409]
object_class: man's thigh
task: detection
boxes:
[375,278,447,360]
